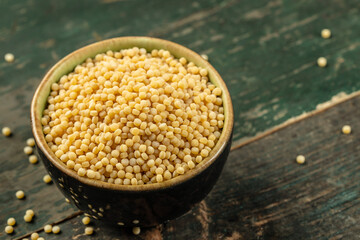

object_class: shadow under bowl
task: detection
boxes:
[31,36,234,227]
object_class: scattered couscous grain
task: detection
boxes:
[44,224,52,233]
[65,198,70,203]
[24,214,33,222]
[31,232,39,240]
[16,190,25,199]
[296,155,306,165]
[27,138,36,147]
[41,47,224,185]
[5,225,14,234]
[43,174,52,184]
[342,125,351,135]
[26,209,35,217]
[7,217,16,226]
[4,53,15,63]
[24,146,33,155]
[2,127,11,136]
[321,29,331,39]
[132,226,141,235]
[317,57,327,68]
[52,225,60,234]
[82,216,91,225]
[85,227,94,235]
[38,237,45,240]
[29,155,38,164]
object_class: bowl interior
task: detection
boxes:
[31,36,234,191]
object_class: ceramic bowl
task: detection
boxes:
[31,37,234,227]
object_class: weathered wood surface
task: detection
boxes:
[1,0,360,143]
[1,0,360,239]
[17,92,360,240]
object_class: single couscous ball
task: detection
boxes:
[321,29,331,39]
[29,155,38,164]
[26,209,35,217]
[132,226,141,235]
[2,127,11,136]
[7,217,16,226]
[342,125,351,135]
[82,216,91,225]
[43,174,52,183]
[85,227,94,235]
[4,53,15,63]
[42,47,224,185]
[16,190,25,199]
[5,225,14,234]
[24,146,33,155]
[52,225,60,234]
[296,155,306,165]
[44,224,52,233]
[317,57,327,68]
[27,138,36,147]
[31,232,39,240]
[24,214,33,222]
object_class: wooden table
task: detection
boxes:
[1,0,359,239]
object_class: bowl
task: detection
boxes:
[31,36,234,227]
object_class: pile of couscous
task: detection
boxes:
[41,47,224,185]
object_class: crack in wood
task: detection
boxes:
[230,90,360,151]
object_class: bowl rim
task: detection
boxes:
[31,36,234,192]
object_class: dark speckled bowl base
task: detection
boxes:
[37,133,232,227]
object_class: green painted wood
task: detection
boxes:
[1,0,360,239]
[27,94,360,240]
[1,0,360,143]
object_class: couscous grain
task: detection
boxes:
[7,217,16,226]
[44,224,52,233]
[31,232,39,240]
[5,225,14,234]
[43,174,52,183]
[82,216,91,225]
[85,227,94,235]
[29,155,38,164]
[296,155,306,165]
[52,225,60,234]
[4,53,15,63]
[342,125,351,135]
[42,48,224,185]
[2,127,11,136]
[321,29,331,39]
[317,57,327,68]
[27,138,36,147]
[16,190,25,199]
[132,226,141,235]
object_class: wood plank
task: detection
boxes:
[0,132,78,238]
[27,93,360,239]
[0,0,359,239]
[1,0,360,143]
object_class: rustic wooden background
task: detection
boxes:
[0,0,359,239]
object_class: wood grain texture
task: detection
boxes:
[1,0,360,239]
[1,0,360,143]
[25,95,360,239]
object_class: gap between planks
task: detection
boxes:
[230,90,360,151]
[13,90,360,239]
